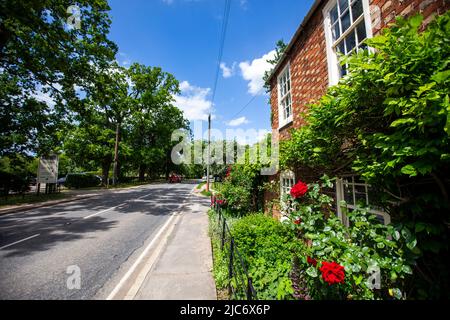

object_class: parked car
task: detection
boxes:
[169,174,182,183]
[57,177,66,186]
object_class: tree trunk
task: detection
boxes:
[139,164,146,182]
[113,122,121,185]
[165,153,170,180]
[101,160,111,186]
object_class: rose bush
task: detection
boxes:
[290,181,308,199]
[284,176,415,300]
[320,261,345,286]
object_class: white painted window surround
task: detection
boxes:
[335,176,391,226]
[277,63,293,129]
[323,0,373,86]
[280,170,295,196]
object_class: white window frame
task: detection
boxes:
[280,170,295,197]
[280,170,296,216]
[336,176,391,226]
[323,0,373,86]
[277,62,293,129]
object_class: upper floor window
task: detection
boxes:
[323,0,372,85]
[277,63,293,128]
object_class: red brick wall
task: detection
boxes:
[270,0,449,141]
[269,1,329,141]
[371,0,450,34]
[266,0,449,215]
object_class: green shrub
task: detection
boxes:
[65,173,101,189]
[208,209,232,297]
[230,214,303,300]
[0,171,30,195]
[220,164,265,215]
[286,176,414,300]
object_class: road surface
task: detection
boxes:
[0,183,197,300]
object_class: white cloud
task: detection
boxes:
[239,50,276,95]
[162,0,174,4]
[174,81,213,121]
[116,52,132,67]
[31,83,63,107]
[32,90,56,107]
[228,128,271,146]
[220,62,236,78]
[226,116,249,127]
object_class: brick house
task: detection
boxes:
[265,0,449,223]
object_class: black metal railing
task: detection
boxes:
[212,202,257,300]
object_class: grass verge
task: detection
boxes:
[0,192,69,208]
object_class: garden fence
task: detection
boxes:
[212,201,257,300]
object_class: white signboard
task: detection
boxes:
[37,155,59,184]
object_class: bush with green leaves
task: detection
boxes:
[285,176,415,300]
[220,164,265,215]
[0,171,30,196]
[208,209,230,296]
[230,214,303,300]
[280,13,449,298]
[65,173,101,189]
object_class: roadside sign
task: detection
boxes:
[37,155,59,184]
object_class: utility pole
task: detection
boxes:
[206,113,211,192]
[113,122,120,186]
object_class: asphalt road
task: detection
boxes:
[0,182,196,300]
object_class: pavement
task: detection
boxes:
[133,193,216,300]
[0,182,216,300]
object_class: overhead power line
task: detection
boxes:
[210,0,231,106]
[207,0,231,192]
[228,88,263,120]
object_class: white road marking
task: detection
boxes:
[82,192,155,220]
[136,193,153,200]
[82,205,121,220]
[0,234,40,250]
[106,212,179,300]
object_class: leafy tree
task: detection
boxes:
[124,64,187,180]
[0,0,117,156]
[64,62,187,183]
[263,39,287,92]
[63,117,116,184]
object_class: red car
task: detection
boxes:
[169,174,182,183]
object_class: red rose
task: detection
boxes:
[293,218,302,225]
[290,181,308,199]
[307,256,317,267]
[319,261,345,285]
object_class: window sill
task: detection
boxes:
[278,119,293,131]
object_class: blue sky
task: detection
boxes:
[108,0,315,143]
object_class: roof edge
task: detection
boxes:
[266,0,323,83]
